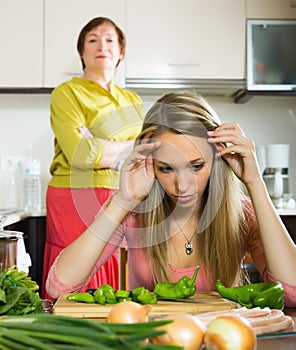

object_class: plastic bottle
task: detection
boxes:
[21,157,42,212]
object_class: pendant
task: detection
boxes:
[185,242,193,255]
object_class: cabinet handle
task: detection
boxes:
[168,63,200,67]
[64,72,82,76]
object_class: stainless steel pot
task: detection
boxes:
[0,230,23,272]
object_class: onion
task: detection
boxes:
[204,315,256,350]
[151,313,206,350]
[106,301,151,323]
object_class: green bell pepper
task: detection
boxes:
[131,287,157,304]
[67,284,159,305]
[115,290,131,298]
[216,279,284,310]
[115,290,132,303]
[154,266,199,299]
[97,284,117,304]
[93,288,106,305]
[117,297,133,303]
[66,292,95,304]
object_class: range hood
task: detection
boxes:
[125,78,246,98]
[125,77,296,104]
[236,19,296,103]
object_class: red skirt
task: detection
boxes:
[41,186,119,300]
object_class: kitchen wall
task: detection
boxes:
[0,93,295,208]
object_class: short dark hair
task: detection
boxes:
[76,17,126,69]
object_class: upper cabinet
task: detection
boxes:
[44,0,126,88]
[0,0,125,89]
[0,0,43,87]
[247,0,296,19]
[4,0,295,89]
[125,0,245,80]
[0,0,246,88]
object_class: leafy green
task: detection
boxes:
[0,265,43,315]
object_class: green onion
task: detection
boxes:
[0,314,183,350]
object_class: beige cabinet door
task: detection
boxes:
[44,0,126,88]
[126,0,245,80]
[0,0,43,87]
[247,0,296,19]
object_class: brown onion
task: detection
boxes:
[204,315,256,350]
[106,301,151,323]
[151,313,206,350]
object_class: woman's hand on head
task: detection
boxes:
[115,141,161,210]
[207,123,261,185]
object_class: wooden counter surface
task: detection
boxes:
[53,292,237,320]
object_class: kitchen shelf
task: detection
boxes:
[0,88,53,94]
[234,89,296,103]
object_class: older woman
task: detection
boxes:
[42,17,144,299]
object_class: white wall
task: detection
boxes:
[0,93,295,208]
[0,94,53,207]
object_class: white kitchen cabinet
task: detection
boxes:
[125,0,245,80]
[247,0,296,19]
[0,0,43,87]
[44,0,126,88]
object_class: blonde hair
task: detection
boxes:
[136,91,248,288]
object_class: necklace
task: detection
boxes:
[173,218,196,255]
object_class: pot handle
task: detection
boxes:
[17,236,32,273]
[0,215,7,229]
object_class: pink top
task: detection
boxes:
[46,201,296,306]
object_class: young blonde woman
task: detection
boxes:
[46,91,296,306]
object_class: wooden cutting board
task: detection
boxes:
[53,292,238,320]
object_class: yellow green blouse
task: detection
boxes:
[48,77,144,189]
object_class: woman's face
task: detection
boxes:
[82,22,123,72]
[153,132,214,209]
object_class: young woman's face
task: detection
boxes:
[153,132,214,209]
[82,22,123,72]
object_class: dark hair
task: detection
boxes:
[76,17,126,70]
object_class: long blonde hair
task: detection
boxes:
[136,91,248,288]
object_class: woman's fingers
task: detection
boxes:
[118,141,162,205]
[208,123,253,153]
[124,141,161,167]
[218,144,252,158]
[207,123,261,184]
[214,122,245,135]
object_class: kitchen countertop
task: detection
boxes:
[257,307,296,350]
[0,209,295,349]
[53,292,296,348]
[0,209,46,229]
[277,208,296,216]
[0,207,295,229]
